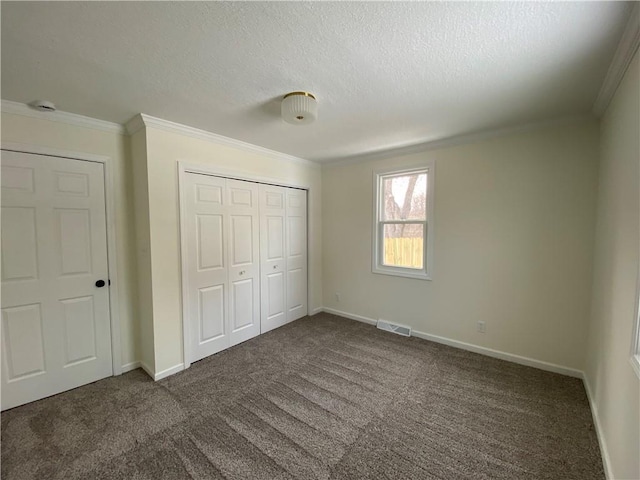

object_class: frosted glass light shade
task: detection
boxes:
[281,92,317,125]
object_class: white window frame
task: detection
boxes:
[372,162,435,280]
[631,265,640,379]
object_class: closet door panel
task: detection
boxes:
[259,185,287,333]
[185,174,229,362]
[227,179,260,346]
[286,188,307,322]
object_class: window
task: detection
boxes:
[372,162,434,280]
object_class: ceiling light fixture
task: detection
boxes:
[281,91,317,125]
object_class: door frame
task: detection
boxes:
[1,142,123,376]
[177,160,311,370]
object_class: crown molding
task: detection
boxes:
[593,3,640,116]
[126,113,318,168]
[1,100,316,167]
[125,114,145,136]
[322,114,595,168]
[1,100,126,135]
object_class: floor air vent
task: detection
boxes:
[376,319,412,337]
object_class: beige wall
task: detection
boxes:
[585,50,640,480]
[141,126,322,374]
[130,127,155,371]
[0,112,139,368]
[2,70,637,474]
[322,118,599,370]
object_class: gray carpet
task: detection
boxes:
[1,313,604,479]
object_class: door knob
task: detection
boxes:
[239,271,245,276]
[95,280,106,288]
[273,265,277,269]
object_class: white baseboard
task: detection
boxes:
[320,307,582,378]
[411,330,583,378]
[139,361,185,381]
[121,361,141,373]
[322,307,377,325]
[582,373,613,479]
[153,363,185,381]
[309,306,325,316]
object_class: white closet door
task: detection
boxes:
[1,151,112,410]
[259,185,287,334]
[286,188,307,322]
[226,179,260,346]
[183,173,306,363]
[184,173,229,362]
[184,174,261,363]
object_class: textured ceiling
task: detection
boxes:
[1,2,631,162]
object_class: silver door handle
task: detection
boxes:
[273,265,277,269]
[239,270,245,275]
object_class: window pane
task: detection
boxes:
[382,223,424,269]
[382,172,427,221]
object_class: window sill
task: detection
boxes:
[372,267,432,281]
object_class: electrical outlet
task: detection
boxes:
[477,321,486,333]
[335,293,341,302]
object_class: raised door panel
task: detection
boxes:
[53,171,90,197]
[198,285,225,343]
[1,207,38,283]
[229,185,255,208]
[1,303,46,381]
[266,216,284,261]
[265,191,284,208]
[231,278,254,331]
[1,165,35,192]
[197,214,224,271]
[287,216,304,259]
[266,272,285,319]
[287,268,305,320]
[196,184,223,204]
[55,209,93,277]
[230,215,254,267]
[60,296,97,366]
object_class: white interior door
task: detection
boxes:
[1,151,113,410]
[184,173,229,362]
[227,179,260,346]
[286,188,307,322]
[259,185,287,334]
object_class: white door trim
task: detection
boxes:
[177,160,310,370]
[1,141,123,376]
